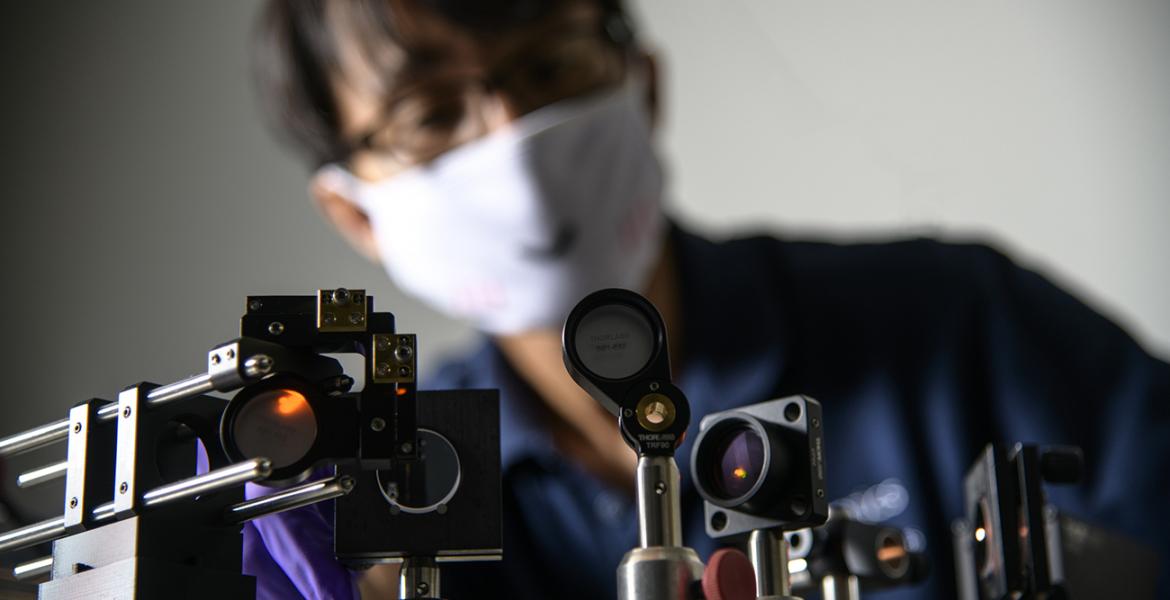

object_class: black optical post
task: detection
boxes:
[563,289,703,600]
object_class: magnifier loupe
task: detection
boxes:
[562,288,687,457]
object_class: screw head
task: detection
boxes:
[119,482,129,494]
[436,503,448,515]
[400,442,414,454]
[398,366,412,377]
[655,481,667,495]
[248,299,263,311]
[375,337,391,351]
[417,582,429,594]
[69,497,78,508]
[649,382,660,391]
[622,408,634,418]
[348,312,363,325]
[394,345,413,362]
[268,321,285,336]
[73,422,82,434]
[370,417,386,432]
[210,354,221,365]
[122,406,132,418]
[323,311,337,324]
[225,348,236,360]
[376,363,391,377]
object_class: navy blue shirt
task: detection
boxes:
[432,226,1170,599]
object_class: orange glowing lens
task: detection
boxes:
[274,390,309,416]
[733,467,748,480]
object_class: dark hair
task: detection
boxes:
[252,0,632,169]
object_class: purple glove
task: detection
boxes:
[242,481,361,600]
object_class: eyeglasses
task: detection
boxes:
[341,27,630,172]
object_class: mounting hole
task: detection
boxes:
[783,402,802,422]
[710,511,728,532]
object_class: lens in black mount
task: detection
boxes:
[693,415,791,512]
[712,427,765,499]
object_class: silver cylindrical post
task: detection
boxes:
[0,517,66,553]
[749,528,793,599]
[141,458,272,508]
[0,419,70,457]
[399,556,440,599]
[145,373,216,407]
[821,574,860,600]
[636,456,682,548]
[0,372,223,458]
[12,556,53,581]
[225,475,355,524]
[16,460,68,488]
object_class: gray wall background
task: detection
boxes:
[1,1,1167,519]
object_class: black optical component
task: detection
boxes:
[562,288,689,457]
[691,396,828,539]
[220,372,356,484]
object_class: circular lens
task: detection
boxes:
[573,303,656,380]
[377,429,461,514]
[712,427,765,499]
[231,388,317,469]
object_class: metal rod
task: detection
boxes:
[0,517,66,554]
[145,373,215,407]
[0,460,269,554]
[91,502,115,522]
[225,475,355,524]
[399,556,440,600]
[821,574,860,600]
[635,455,683,548]
[0,419,71,457]
[12,556,53,581]
[0,372,221,458]
[749,528,791,597]
[16,460,68,488]
[141,458,272,508]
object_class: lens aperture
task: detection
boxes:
[713,428,765,499]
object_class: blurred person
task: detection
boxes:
[247,1,1170,598]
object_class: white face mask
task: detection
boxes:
[321,81,666,335]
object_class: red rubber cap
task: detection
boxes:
[702,548,756,600]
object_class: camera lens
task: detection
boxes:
[712,427,765,499]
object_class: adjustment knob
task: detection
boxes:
[702,548,756,600]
